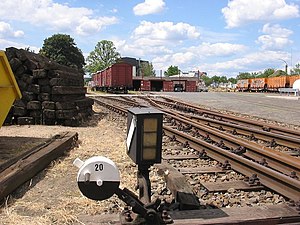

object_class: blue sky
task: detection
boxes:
[0,0,299,77]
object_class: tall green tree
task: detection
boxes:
[141,62,155,77]
[164,65,180,77]
[39,34,85,70]
[85,40,120,73]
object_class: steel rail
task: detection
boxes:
[163,125,300,202]
[145,98,300,178]
[160,96,300,139]
[94,97,300,201]
[97,95,300,179]
[150,98,300,150]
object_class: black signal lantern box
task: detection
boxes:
[126,107,163,166]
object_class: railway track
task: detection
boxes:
[92,95,300,223]
[148,97,300,151]
[159,95,300,139]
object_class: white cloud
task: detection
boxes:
[133,21,200,42]
[188,42,247,57]
[0,22,24,38]
[199,50,290,74]
[0,0,118,36]
[113,21,200,60]
[222,0,299,28]
[257,23,293,50]
[133,0,166,16]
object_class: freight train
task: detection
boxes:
[92,63,133,93]
[237,75,300,92]
[91,62,199,93]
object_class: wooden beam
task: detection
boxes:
[162,154,199,160]
[179,167,224,174]
[0,132,78,201]
[170,204,300,224]
[201,180,264,192]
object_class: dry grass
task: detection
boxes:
[0,105,137,224]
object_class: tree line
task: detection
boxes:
[36,33,300,85]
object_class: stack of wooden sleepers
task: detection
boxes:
[4,47,93,127]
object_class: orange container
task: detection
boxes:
[288,75,300,87]
[266,76,287,88]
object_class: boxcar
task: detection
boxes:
[237,79,250,91]
[106,63,133,93]
[91,63,133,93]
[250,78,267,91]
[266,76,288,91]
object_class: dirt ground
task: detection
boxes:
[0,105,136,225]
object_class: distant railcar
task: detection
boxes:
[236,79,250,91]
[250,78,267,91]
[92,63,133,93]
[237,74,300,92]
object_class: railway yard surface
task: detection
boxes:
[0,91,300,225]
[162,92,300,126]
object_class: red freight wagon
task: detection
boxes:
[185,81,197,92]
[101,69,108,88]
[163,81,173,92]
[107,63,132,87]
[105,63,132,93]
[140,80,151,91]
[97,71,102,87]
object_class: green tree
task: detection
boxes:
[85,40,120,73]
[141,62,155,77]
[211,75,221,84]
[228,77,237,84]
[202,75,212,86]
[39,34,85,70]
[262,68,275,77]
[290,63,300,75]
[164,65,180,77]
[219,76,228,83]
[236,72,254,80]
